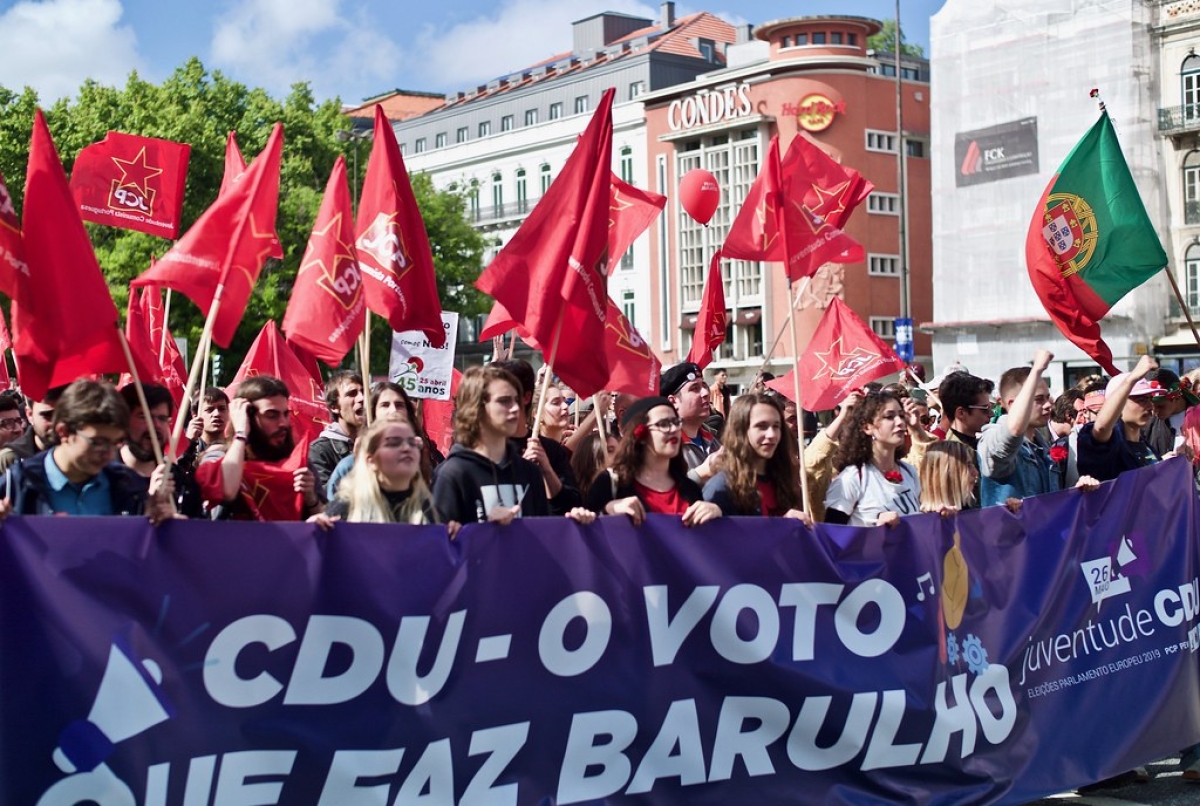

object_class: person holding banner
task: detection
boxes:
[585,396,722,527]
[432,365,594,526]
[314,419,449,530]
[702,393,808,522]
[917,442,979,515]
[824,391,921,527]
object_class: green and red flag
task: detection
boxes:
[1025,111,1166,374]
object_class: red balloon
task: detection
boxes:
[679,169,720,225]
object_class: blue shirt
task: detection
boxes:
[42,451,115,516]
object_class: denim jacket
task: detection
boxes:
[978,417,1059,507]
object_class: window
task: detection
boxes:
[906,139,926,158]
[868,254,900,276]
[629,81,645,99]
[782,35,791,47]
[456,126,468,143]
[866,130,898,153]
[399,143,407,155]
[525,108,538,126]
[831,32,843,45]
[501,115,514,132]
[622,289,636,322]
[468,185,480,221]
[812,32,826,45]
[414,138,426,154]
[479,120,491,137]
[867,192,900,215]
[848,33,857,46]
[540,163,553,194]
[619,146,633,183]
[795,33,808,45]
[698,39,715,60]
[574,95,588,114]
[516,168,528,214]
[1184,150,1200,225]
[1184,55,1200,122]
[621,248,634,270]
[870,317,897,340]
[550,102,564,120]
[1187,244,1200,313]
[491,171,503,212]
[435,132,447,148]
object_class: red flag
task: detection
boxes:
[0,169,26,298]
[139,284,187,405]
[120,286,171,390]
[195,440,309,521]
[14,110,128,402]
[0,306,12,389]
[478,299,541,349]
[355,105,445,347]
[723,135,863,281]
[228,320,328,446]
[283,157,365,367]
[221,131,283,259]
[476,88,615,398]
[604,297,660,396]
[132,124,284,348]
[607,174,665,275]
[789,135,873,230]
[767,298,907,411]
[685,249,728,369]
[220,131,247,198]
[69,131,191,239]
[421,368,462,457]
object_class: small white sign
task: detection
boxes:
[388,312,459,400]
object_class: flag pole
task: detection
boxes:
[786,280,813,518]
[159,289,173,364]
[757,276,813,378]
[531,311,566,440]
[360,309,373,428]
[593,393,608,443]
[1164,266,1200,348]
[169,288,223,464]
[115,325,164,466]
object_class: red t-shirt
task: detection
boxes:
[756,478,779,517]
[633,481,691,515]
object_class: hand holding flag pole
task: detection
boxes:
[115,325,164,466]
[530,314,566,440]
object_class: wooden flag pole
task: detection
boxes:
[168,288,224,465]
[786,280,813,519]
[757,275,813,379]
[531,312,566,441]
[360,310,373,428]
[1164,266,1200,349]
[115,325,164,466]
[159,289,173,364]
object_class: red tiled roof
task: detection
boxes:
[345,91,445,120]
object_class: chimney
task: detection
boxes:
[661,1,675,28]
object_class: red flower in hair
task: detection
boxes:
[1049,445,1069,464]
[633,424,650,441]
[884,470,903,484]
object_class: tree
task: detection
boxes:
[0,58,488,380]
[868,19,925,59]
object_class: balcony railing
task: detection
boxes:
[1158,105,1200,136]
[468,196,542,224]
[1186,200,1200,226]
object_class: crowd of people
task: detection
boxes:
[1,347,1195,535]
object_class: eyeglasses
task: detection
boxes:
[76,433,124,453]
[647,417,683,431]
[0,417,23,430]
[381,436,423,450]
[967,405,993,413]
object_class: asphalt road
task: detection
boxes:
[1024,757,1200,805]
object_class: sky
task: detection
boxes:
[0,0,947,106]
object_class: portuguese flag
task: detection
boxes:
[1025,111,1166,374]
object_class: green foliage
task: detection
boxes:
[868,19,925,59]
[0,59,489,379]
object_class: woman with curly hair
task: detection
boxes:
[702,394,808,521]
[585,396,721,527]
[824,391,921,527]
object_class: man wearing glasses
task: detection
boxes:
[0,380,173,518]
[0,385,65,472]
[0,391,25,450]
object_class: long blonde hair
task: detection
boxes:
[919,441,976,512]
[336,420,435,524]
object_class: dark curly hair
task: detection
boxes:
[609,400,690,489]
[833,391,905,471]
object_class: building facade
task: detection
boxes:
[929,0,1172,388]
[642,16,932,389]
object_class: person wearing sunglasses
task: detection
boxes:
[585,396,721,527]
[0,380,174,521]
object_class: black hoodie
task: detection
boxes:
[431,442,549,524]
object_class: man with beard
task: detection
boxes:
[196,375,322,520]
[309,370,365,496]
[0,385,66,472]
[119,384,204,518]
[0,380,174,521]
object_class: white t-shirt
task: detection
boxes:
[824,462,921,526]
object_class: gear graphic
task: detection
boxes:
[962,634,989,675]
[946,632,960,665]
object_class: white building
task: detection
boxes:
[928,0,1171,388]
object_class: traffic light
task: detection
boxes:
[211,353,222,385]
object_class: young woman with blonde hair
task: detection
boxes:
[323,419,439,525]
[918,441,978,515]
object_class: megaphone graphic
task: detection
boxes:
[53,637,174,773]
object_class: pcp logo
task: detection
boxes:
[1080,536,1140,609]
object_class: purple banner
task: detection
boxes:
[3,459,1199,805]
